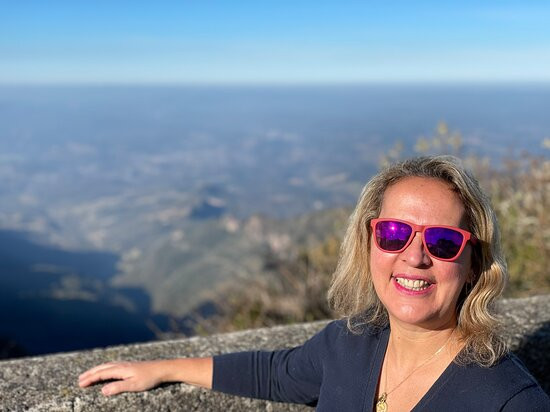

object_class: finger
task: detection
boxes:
[79,365,131,387]
[79,362,121,380]
[79,364,114,387]
[80,361,134,383]
[101,380,137,396]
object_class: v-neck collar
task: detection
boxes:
[363,327,390,411]
[363,327,461,412]
[410,358,460,411]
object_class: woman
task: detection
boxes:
[79,156,549,410]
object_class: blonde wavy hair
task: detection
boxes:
[327,155,508,367]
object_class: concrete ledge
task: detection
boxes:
[0,295,548,411]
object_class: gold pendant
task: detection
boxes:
[376,392,388,412]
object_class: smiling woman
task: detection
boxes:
[78,156,549,411]
[329,157,508,368]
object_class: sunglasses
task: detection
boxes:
[370,218,477,262]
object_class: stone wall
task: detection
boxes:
[0,295,548,411]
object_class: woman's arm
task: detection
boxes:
[78,357,213,396]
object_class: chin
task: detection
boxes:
[391,306,432,325]
[387,304,455,329]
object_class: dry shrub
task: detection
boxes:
[471,154,549,295]
[196,237,339,334]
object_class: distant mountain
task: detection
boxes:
[0,207,350,356]
[112,208,351,317]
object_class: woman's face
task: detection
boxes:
[369,176,472,330]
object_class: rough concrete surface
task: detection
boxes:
[0,295,548,411]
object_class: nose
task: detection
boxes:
[401,232,432,267]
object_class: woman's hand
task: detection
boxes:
[78,358,213,396]
[78,360,167,396]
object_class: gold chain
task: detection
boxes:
[376,328,455,412]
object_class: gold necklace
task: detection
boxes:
[375,328,455,412]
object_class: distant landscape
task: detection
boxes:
[1,84,549,357]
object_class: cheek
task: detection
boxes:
[369,248,382,274]
[441,265,468,285]
[369,247,395,281]
[433,259,471,297]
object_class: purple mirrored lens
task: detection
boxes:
[425,227,463,259]
[376,221,412,251]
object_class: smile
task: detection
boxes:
[393,276,433,291]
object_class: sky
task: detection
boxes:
[2,0,550,84]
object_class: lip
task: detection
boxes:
[392,274,435,296]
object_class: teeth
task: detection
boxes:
[395,277,430,291]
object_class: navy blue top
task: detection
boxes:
[213,320,550,411]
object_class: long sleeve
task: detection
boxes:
[211,322,548,411]
[211,321,337,405]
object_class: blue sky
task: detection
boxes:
[2,0,550,84]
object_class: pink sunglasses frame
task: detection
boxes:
[370,218,478,262]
